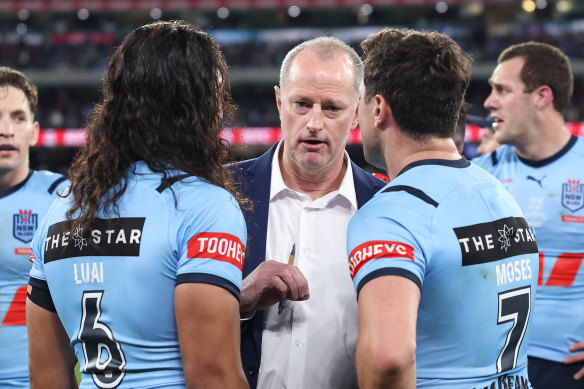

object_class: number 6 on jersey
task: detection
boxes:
[78,291,127,388]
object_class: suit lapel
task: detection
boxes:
[239,144,278,278]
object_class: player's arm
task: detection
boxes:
[564,341,584,380]
[175,283,249,389]
[356,275,420,389]
[26,296,78,389]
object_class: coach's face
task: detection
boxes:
[275,48,359,177]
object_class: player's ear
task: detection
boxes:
[374,94,391,129]
[534,85,553,111]
[30,121,39,147]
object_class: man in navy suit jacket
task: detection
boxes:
[230,36,386,389]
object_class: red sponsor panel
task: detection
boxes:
[187,232,245,270]
[562,215,584,223]
[2,286,27,326]
[537,252,544,286]
[545,253,584,287]
[14,247,33,255]
[348,240,414,279]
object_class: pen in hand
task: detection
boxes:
[278,244,296,315]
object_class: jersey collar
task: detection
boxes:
[517,134,578,168]
[0,170,33,199]
[397,157,470,178]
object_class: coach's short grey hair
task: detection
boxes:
[279,36,363,102]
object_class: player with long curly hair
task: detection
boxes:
[26,20,249,389]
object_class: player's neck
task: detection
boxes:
[0,165,31,192]
[514,118,571,161]
[384,134,461,180]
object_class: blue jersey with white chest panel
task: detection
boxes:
[348,158,539,389]
[474,135,584,363]
[0,170,68,388]
[29,162,246,389]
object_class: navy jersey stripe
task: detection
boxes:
[357,267,421,297]
[517,134,578,168]
[490,151,498,166]
[48,176,67,194]
[177,273,240,301]
[382,185,439,208]
[156,174,194,193]
[27,277,57,313]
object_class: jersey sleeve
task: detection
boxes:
[51,178,71,198]
[29,200,54,284]
[347,197,431,296]
[174,186,247,299]
[27,203,55,311]
[471,152,494,169]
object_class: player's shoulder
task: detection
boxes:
[355,179,438,227]
[472,145,515,169]
[29,170,69,196]
[570,135,584,155]
[170,175,234,201]
[156,174,242,219]
[129,162,242,217]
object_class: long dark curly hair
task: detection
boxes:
[66,20,242,233]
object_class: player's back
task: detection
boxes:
[349,159,539,388]
[0,170,67,387]
[30,162,246,388]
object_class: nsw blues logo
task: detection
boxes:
[13,209,38,243]
[562,179,584,212]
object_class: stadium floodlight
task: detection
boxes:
[217,7,230,19]
[435,1,448,14]
[556,0,573,12]
[359,4,373,16]
[288,6,301,18]
[522,0,536,12]
[77,8,90,20]
[17,8,29,21]
[150,8,162,20]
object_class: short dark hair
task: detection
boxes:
[361,28,472,140]
[67,20,239,232]
[0,66,38,114]
[453,102,469,151]
[498,41,573,113]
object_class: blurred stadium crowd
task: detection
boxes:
[1,0,583,170]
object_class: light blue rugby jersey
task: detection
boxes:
[29,161,246,389]
[0,170,68,388]
[474,135,584,363]
[348,158,539,389]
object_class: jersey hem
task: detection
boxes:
[27,277,56,312]
[356,267,421,297]
[176,273,240,301]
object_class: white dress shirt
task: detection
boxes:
[257,142,359,389]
